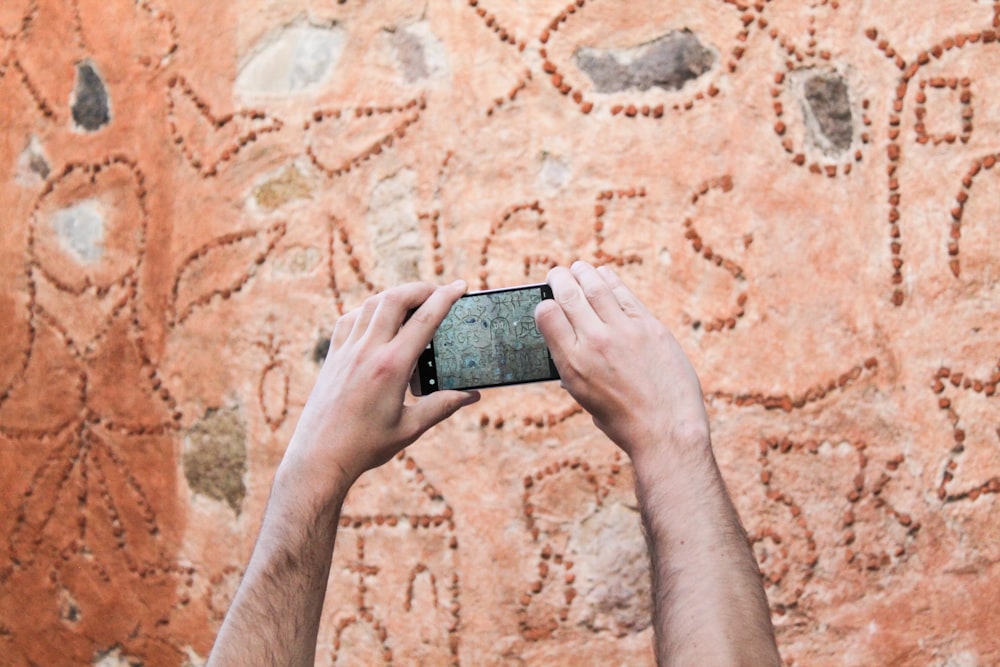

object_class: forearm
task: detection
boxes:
[633,437,779,667]
[207,464,350,667]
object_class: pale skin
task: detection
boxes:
[207,262,779,667]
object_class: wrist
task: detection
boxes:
[273,439,356,519]
[625,416,712,475]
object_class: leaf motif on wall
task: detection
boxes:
[0,56,58,121]
[327,216,377,316]
[254,335,290,432]
[170,221,286,326]
[166,75,284,176]
[8,425,172,574]
[303,96,425,178]
[0,0,34,40]
[75,0,179,67]
[14,0,178,124]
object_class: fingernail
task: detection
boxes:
[451,279,467,290]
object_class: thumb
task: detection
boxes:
[405,390,481,437]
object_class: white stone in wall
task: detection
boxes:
[51,199,105,264]
[235,22,346,98]
[367,169,421,286]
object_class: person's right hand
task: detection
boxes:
[534,262,710,465]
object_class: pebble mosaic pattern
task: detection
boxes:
[0,0,998,665]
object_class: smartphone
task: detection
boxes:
[410,283,560,395]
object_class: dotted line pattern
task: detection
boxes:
[464,0,528,52]
[254,334,290,432]
[0,56,57,120]
[486,68,533,117]
[592,187,646,266]
[866,22,1000,305]
[420,211,446,277]
[327,216,376,316]
[169,221,287,326]
[914,77,973,146]
[752,437,918,615]
[5,312,189,605]
[478,201,547,290]
[758,2,870,177]
[710,358,879,412]
[932,363,1000,501]
[686,176,749,332]
[538,0,747,117]
[333,534,395,665]
[944,151,1000,278]
[517,455,623,640]
[0,0,37,41]
[166,75,284,177]
[303,96,426,178]
[335,451,461,665]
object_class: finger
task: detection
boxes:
[395,280,468,357]
[367,282,438,343]
[534,299,575,376]
[331,309,359,349]
[596,264,648,317]
[349,296,380,342]
[546,265,602,332]
[570,260,625,324]
[403,390,481,440]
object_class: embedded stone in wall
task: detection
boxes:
[253,164,314,212]
[71,62,110,131]
[236,22,346,98]
[16,136,50,184]
[570,501,652,636]
[539,152,571,192]
[391,21,448,83]
[51,199,105,264]
[367,169,421,285]
[575,30,715,93]
[92,647,142,667]
[801,71,853,155]
[313,336,331,365]
[183,408,248,514]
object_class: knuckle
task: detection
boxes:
[408,306,434,326]
[588,331,612,354]
[333,316,353,337]
[371,348,399,378]
[582,283,607,302]
[380,290,402,307]
[555,286,580,307]
[620,299,642,316]
[533,301,555,323]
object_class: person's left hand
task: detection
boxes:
[279,281,480,502]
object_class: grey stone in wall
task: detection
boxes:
[802,72,853,155]
[72,62,110,131]
[575,30,716,94]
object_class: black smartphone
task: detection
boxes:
[410,283,560,395]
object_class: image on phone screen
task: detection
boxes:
[412,284,559,394]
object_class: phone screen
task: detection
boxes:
[414,284,559,393]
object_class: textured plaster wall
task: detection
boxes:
[1,0,999,665]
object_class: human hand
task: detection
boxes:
[281,281,480,500]
[535,262,710,465]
